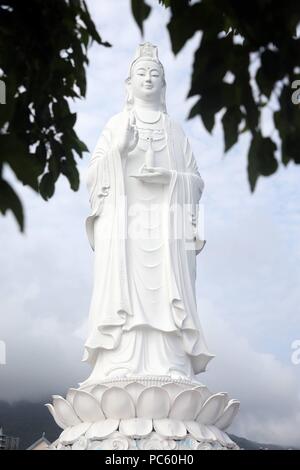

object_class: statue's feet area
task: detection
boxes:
[46,375,240,450]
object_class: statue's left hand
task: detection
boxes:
[131,165,172,185]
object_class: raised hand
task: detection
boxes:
[117,112,139,155]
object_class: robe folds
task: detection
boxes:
[83,110,214,379]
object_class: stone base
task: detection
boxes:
[50,431,239,450]
[46,375,240,451]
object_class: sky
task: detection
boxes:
[0,0,300,447]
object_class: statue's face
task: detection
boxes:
[130,60,164,102]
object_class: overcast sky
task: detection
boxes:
[0,0,300,447]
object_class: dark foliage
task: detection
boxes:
[136,0,300,191]
[0,0,110,230]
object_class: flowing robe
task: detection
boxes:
[82,110,214,384]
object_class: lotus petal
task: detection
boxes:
[161,383,184,402]
[180,381,193,389]
[59,422,91,445]
[92,431,130,450]
[214,399,240,430]
[72,436,89,450]
[88,441,104,450]
[119,418,152,438]
[196,442,214,450]
[153,419,186,439]
[101,387,135,419]
[86,419,119,440]
[137,433,177,450]
[220,392,229,402]
[196,393,226,425]
[137,386,170,418]
[125,382,145,402]
[192,385,211,403]
[52,395,81,427]
[91,384,108,403]
[221,432,237,448]
[170,390,204,420]
[79,384,95,394]
[73,390,105,422]
[184,421,216,441]
[45,404,67,430]
[207,425,230,447]
[66,388,77,406]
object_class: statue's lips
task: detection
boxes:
[143,85,153,89]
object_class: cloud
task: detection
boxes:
[198,300,300,447]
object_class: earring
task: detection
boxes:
[127,88,133,105]
[160,86,167,113]
[125,81,134,109]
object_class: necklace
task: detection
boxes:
[134,108,162,124]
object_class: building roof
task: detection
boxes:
[27,433,51,450]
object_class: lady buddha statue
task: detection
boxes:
[81,43,214,387]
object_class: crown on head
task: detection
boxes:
[128,42,164,78]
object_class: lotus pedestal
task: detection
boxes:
[47,376,240,450]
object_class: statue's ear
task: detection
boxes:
[125,78,134,109]
[160,83,167,113]
[125,78,132,96]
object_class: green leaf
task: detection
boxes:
[281,134,300,165]
[0,134,40,191]
[39,172,55,200]
[167,2,217,55]
[72,136,89,157]
[0,178,24,231]
[187,100,201,120]
[76,68,87,96]
[131,0,151,35]
[188,97,215,133]
[61,157,80,191]
[247,134,278,192]
[188,83,235,134]
[256,49,285,99]
[222,106,243,152]
[35,141,48,170]
[80,27,90,49]
[158,0,171,7]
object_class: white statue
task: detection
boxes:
[81,42,214,386]
[47,44,240,451]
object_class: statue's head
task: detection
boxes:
[125,42,167,112]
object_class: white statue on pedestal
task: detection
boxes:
[47,43,240,451]
[82,42,214,386]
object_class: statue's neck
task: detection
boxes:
[133,97,160,111]
[133,98,162,123]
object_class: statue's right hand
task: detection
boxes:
[117,112,139,155]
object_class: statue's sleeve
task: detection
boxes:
[173,124,205,254]
[85,122,114,251]
[86,125,111,216]
[181,134,204,201]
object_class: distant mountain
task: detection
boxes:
[0,400,60,449]
[0,400,297,450]
[228,434,297,451]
